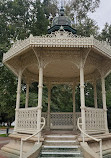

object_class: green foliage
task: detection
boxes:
[75,17,99,37]
[65,0,100,23]
[64,0,100,37]
[43,0,58,19]
[51,85,73,112]
[85,83,94,107]
[0,66,17,123]
[0,134,8,137]
[0,0,49,123]
[98,23,111,45]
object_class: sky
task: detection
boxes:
[89,0,111,31]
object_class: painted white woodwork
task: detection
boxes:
[42,112,48,127]
[42,112,81,130]
[3,29,111,135]
[25,83,29,108]
[85,107,105,133]
[16,107,38,134]
[80,54,86,132]
[47,84,51,130]
[3,31,111,62]
[101,77,109,133]
[37,67,43,133]
[73,85,76,130]
[14,70,22,133]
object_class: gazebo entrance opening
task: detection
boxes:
[42,84,81,130]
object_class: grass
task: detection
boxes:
[0,126,14,129]
[0,134,8,137]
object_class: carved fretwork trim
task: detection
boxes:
[3,30,111,63]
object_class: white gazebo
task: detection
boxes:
[1,7,111,158]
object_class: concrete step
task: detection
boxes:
[43,145,79,149]
[45,140,77,143]
[45,137,76,141]
[41,151,81,154]
[41,151,82,157]
[45,135,77,138]
[44,142,78,146]
[39,134,83,158]
[42,149,81,155]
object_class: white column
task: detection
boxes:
[80,58,86,132]
[47,84,51,130]
[93,81,98,108]
[73,84,76,130]
[101,76,109,133]
[37,67,43,133]
[25,83,29,108]
[14,70,22,133]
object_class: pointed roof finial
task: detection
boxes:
[61,0,64,8]
[60,0,64,16]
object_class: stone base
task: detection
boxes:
[1,133,44,158]
[0,150,19,158]
[78,133,111,158]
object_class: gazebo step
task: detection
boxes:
[9,133,44,142]
[39,134,83,158]
[43,145,79,149]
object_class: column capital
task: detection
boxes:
[38,62,44,69]
[46,83,53,90]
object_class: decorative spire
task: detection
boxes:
[61,0,64,8]
[60,0,64,16]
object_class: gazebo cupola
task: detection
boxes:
[48,6,76,34]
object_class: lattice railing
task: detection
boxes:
[16,107,38,134]
[85,107,105,133]
[50,112,73,129]
[42,112,81,129]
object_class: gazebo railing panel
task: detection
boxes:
[85,107,105,133]
[42,112,81,129]
[16,107,38,134]
[50,112,73,129]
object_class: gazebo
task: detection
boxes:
[1,6,111,158]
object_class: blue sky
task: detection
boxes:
[89,0,111,31]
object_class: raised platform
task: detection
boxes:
[1,133,44,158]
[78,133,111,157]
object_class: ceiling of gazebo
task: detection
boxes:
[20,52,99,84]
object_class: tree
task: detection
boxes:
[98,23,111,45]
[65,0,100,25]
[64,0,100,37]
[0,0,49,124]
[42,0,58,19]
[75,17,99,36]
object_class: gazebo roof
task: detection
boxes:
[48,6,76,34]
[3,29,111,84]
[3,30,111,62]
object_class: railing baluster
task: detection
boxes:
[77,117,103,158]
[20,117,45,158]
